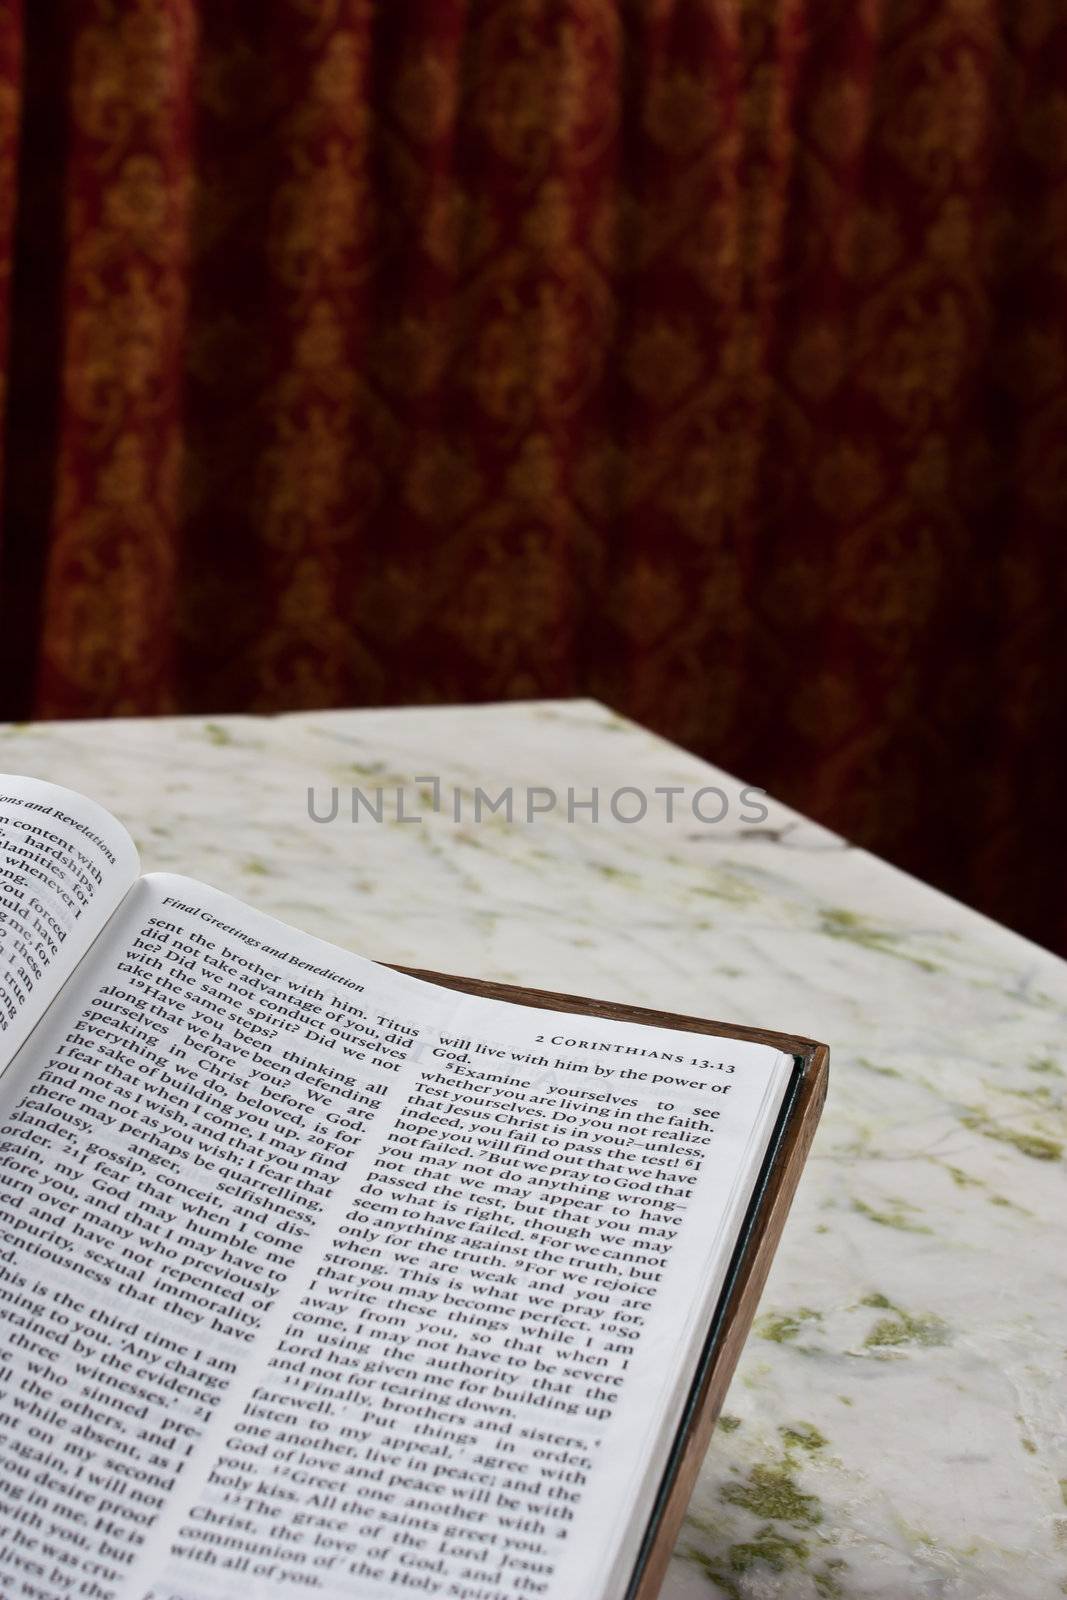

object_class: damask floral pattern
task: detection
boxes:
[0,0,1065,954]
[0,0,21,478]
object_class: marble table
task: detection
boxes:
[2,700,1063,1599]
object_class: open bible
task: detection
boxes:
[0,774,827,1600]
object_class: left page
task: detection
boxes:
[0,774,140,1069]
[0,871,462,1600]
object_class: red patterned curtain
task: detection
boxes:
[0,0,1065,953]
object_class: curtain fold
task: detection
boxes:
[0,2,21,471]
[0,0,1064,954]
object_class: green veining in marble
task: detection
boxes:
[959,1108,1062,1161]
[856,1055,904,1078]
[1027,1055,1063,1076]
[851,1196,933,1233]
[592,863,641,884]
[721,1462,823,1528]
[755,1307,823,1344]
[690,870,761,906]
[685,1423,847,1597]
[818,907,940,972]
[780,1422,829,1453]
[860,1294,950,1351]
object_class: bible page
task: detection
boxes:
[0,774,140,1071]
[0,869,791,1600]
[0,871,457,1600]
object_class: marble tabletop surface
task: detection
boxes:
[2,699,1064,1599]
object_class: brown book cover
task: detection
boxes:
[396,968,829,1600]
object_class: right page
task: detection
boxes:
[117,880,790,1600]
[0,868,790,1600]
